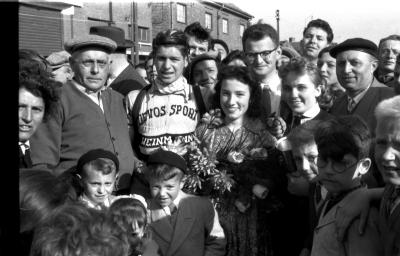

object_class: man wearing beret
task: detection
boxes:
[30,34,137,194]
[329,37,395,137]
[90,26,147,96]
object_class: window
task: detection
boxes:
[239,24,245,37]
[222,18,228,34]
[138,27,149,42]
[177,3,186,23]
[205,13,212,30]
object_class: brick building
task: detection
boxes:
[19,1,253,62]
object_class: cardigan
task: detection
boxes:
[30,80,136,191]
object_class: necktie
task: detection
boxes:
[169,203,178,227]
[20,143,32,168]
[347,98,356,113]
[292,115,303,129]
[262,86,272,117]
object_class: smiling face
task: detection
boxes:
[378,39,400,73]
[282,72,321,115]
[336,50,377,97]
[149,172,182,208]
[70,49,110,92]
[192,59,218,90]
[155,46,187,86]
[81,166,116,205]
[244,36,281,81]
[220,78,251,125]
[317,51,338,87]
[19,88,45,143]
[301,27,329,61]
[375,117,400,186]
[292,142,319,181]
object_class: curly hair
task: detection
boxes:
[184,22,211,44]
[19,70,60,122]
[212,65,262,119]
[303,19,334,43]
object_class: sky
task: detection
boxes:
[231,0,400,44]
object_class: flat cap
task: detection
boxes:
[189,51,220,84]
[147,149,187,173]
[330,37,378,58]
[46,51,71,69]
[64,34,117,54]
[77,148,119,173]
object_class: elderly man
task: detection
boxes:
[90,26,147,96]
[329,38,395,136]
[300,19,333,66]
[30,34,136,193]
[46,50,74,84]
[375,35,400,85]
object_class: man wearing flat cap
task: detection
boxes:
[30,34,137,194]
[90,26,147,96]
[329,37,395,137]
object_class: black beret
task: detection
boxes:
[329,38,378,58]
[147,150,187,173]
[77,149,119,173]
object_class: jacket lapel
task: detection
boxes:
[149,201,174,243]
[166,195,195,256]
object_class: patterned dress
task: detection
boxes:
[195,119,283,256]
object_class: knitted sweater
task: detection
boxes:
[30,81,136,190]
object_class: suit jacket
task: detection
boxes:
[330,79,395,137]
[110,63,147,96]
[148,192,226,256]
[283,108,333,135]
[379,184,400,256]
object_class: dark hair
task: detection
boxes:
[153,29,189,57]
[287,120,321,149]
[213,65,262,119]
[314,115,371,162]
[221,50,248,67]
[145,163,184,182]
[144,51,154,67]
[19,70,60,121]
[279,57,322,87]
[134,63,146,70]
[318,43,338,58]
[19,49,51,74]
[108,197,148,255]
[211,39,229,54]
[242,23,279,50]
[303,19,334,43]
[30,203,130,256]
[20,170,72,233]
[378,34,400,50]
[184,22,211,46]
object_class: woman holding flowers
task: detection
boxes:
[194,66,284,256]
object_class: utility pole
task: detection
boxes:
[275,9,280,42]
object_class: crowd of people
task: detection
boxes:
[18,18,400,256]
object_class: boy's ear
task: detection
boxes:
[179,177,185,190]
[355,158,371,176]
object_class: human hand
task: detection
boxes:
[200,108,223,127]
[234,199,250,213]
[252,184,269,199]
[335,187,370,242]
[266,115,286,139]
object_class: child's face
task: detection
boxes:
[317,154,362,195]
[149,172,182,208]
[132,220,144,239]
[81,167,116,205]
[375,118,400,185]
[282,72,321,115]
[292,142,319,181]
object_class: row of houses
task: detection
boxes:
[19,1,254,63]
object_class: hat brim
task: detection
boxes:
[117,40,134,49]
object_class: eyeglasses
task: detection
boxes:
[79,59,108,69]
[316,157,358,173]
[245,46,279,62]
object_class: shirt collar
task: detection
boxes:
[260,71,281,93]
[162,190,183,214]
[19,141,30,154]
[151,76,191,101]
[72,79,106,95]
[297,103,320,119]
[347,81,371,105]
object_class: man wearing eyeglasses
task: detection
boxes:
[30,34,137,195]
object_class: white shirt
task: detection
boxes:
[162,190,183,216]
[260,71,282,116]
[19,141,30,155]
[291,103,321,127]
